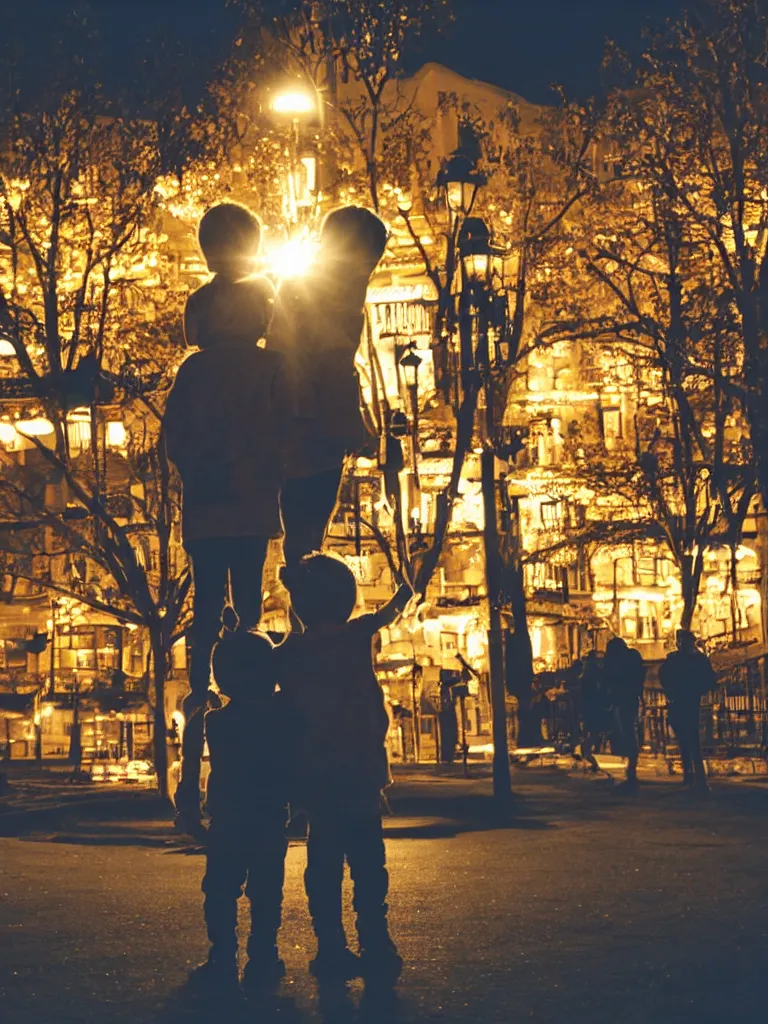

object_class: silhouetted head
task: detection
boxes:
[211,608,276,700]
[320,206,388,274]
[605,637,628,659]
[584,650,599,666]
[283,553,358,627]
[198,202,262,278]
[676,629,696,653]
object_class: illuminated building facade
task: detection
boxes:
[0,55,765,770]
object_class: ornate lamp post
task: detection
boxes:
[398,343,423,453]
[436,152,487,221]
[436,158,513,807]
[269,81,321,225]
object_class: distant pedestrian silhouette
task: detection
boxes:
[278,553,411,984]
[269,207,388,568]
[578,650,610,773]
[192,613,290,993]
[660,629,715,791]
[163,202,289,831]
[603,637,646,788]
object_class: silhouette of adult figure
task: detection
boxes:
[578,650,609,772]
[660,629,715,791]
[438,670,460,764]
[603,636,646,789]
[163,203,288,832]
[269,207,387,568]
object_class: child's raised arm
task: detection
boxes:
[364,582,415,634]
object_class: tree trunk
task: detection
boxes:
[150,633,170,801]
[729,544,740,643]
[679,553,701,633]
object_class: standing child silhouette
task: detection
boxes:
[279,553,411,983]
[192,613,291,994]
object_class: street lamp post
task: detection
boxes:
[437,158,513,808]
[399,343,423,462]
[49,597,63,700]
[270,81,320,225]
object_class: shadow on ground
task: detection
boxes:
[156,974,408,1024]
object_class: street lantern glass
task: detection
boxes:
[458,217,494,287]
[399,345,423,388]
[436,153,487,217]
[271,90,316,117]
[16,416,54,437]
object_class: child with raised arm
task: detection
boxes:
[193,614,290,994]
[164,202,290,833]
[268,207,388,568]
[278,553,411,984]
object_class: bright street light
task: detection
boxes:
[271,90,316,117]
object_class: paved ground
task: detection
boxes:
[2,767,768,1023]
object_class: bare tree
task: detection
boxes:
[602,0,768,515]
[0,90,195,797]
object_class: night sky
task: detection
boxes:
[7,0,689,105]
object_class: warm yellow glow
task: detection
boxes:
[266,237,319,280]
[0,422,16,444]
[106,421,127,448]
[0,339,16,356]
[16,417,54,437]
[271,91,316,116]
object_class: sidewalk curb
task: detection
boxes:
[0,790,170,835]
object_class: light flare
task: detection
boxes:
[266,237,319,280]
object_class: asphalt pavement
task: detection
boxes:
[2,766,768,1023]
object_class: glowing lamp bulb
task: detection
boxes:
[0,422,16,444]
[16,417,54,437]
[267,238,319,280]
[271,91,315,116]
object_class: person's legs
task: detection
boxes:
[242,823,289,990]
[186,539,231,702]
[227,536,269,630]
[305,814,346,944]
[244,828,288,961]
[200,835,247,978]
[582,730,600,771]
[304,813,360,979]
[683,710,707,787]
[345,813,401,980]
[281,467,344,569]
[670,708,694,783]
[177,540,230,831]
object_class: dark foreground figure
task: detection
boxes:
[270,207,388,567]
[660,629,716,791]
[603,636,646,788]
[194,617,290,995]
[279,554,411,983]
[163,202,287,831]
